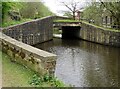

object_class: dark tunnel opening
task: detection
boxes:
[62,26,81,39]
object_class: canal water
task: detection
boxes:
[34,38,119,87]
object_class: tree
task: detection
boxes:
[83,1,120,29]
[2,2,11,21]
[2,1,54,21]
[99,1,120,29]
[83,2,103,25]
[19,2,54,19]
[2,2,23,22]
[60,0,80,20]
[0,2,2,26]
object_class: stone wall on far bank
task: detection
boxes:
[80,22,120,47]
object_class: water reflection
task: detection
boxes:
[34,38,119,87]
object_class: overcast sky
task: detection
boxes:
[42,0,90,16]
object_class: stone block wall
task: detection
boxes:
[80,22,120,47]
[2,16,54,45]
[0,32,57,75]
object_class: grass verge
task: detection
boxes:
[2,19,33,27]
[1,51,66,87]
[81,21,120,32]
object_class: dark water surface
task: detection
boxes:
[34,38,119,87]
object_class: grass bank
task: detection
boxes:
[2,19,33,27]
[81,21,120,32]
[1,51,65,87]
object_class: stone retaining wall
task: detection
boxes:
[80,22,120,47]
[2,16,54,45]
[0,32,57,75]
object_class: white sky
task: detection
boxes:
[42,0,90,16]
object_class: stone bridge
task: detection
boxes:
[2,15,120,47]
[0,16,120,76]
[53,21,120,47]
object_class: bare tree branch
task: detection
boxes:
[61,1,80,20]
[61,2,73,12]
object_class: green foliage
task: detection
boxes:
[29,74,42,85]
[19,2,54,19]
[100,2,120,27]
[83,2,120,29]
[83,2,103,25]
[2,18,32,27]
[2,2,23,22]
[2,2,54,27]
[2,2,11,20]
[29,73,66,87]
[0,2,2,26]
[51,78,65,87]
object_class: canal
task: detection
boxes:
[34,38,119,87]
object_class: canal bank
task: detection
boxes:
[1,51,36,87]
[1,51,66,87]
[34,38,119,87]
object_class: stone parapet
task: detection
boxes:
[0,32,57,75]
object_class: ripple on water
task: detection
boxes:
[34,38,119,87]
